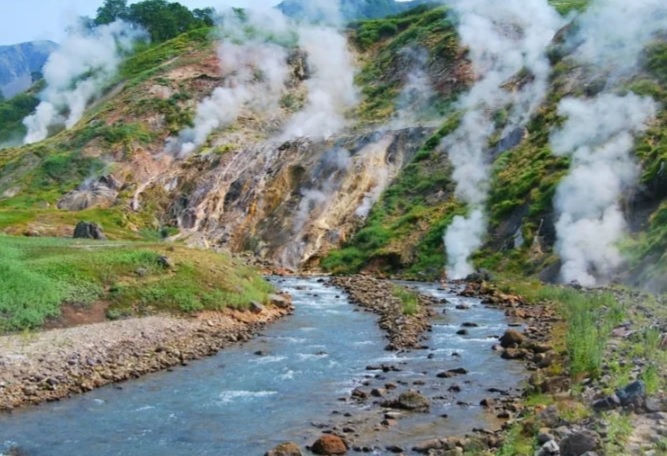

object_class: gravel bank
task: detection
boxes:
[0,300,292,411]
[330,275,439,350]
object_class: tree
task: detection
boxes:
[95,0,129,25]
[127,0,201,42]
[193,7,215,27]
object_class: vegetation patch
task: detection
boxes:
[391,284,420,316]
[0,235,272,333]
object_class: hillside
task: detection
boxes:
[0,3,664,292]
[0,41,56,99]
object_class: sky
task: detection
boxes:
[0,0,281,46]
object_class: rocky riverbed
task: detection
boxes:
[330,276,439,350]
[263,277,555,456]
[0,295,292,411]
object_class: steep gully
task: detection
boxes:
[0,277,527,455]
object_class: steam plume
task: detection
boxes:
[550,0,664,286]
[441,0,563,279]
[551,95,657,286]
[167,9,291,157]
[23,21,142,144]
[572,0,667,80]
[279,25,358,141]
[390,46,435,128]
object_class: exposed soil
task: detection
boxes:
[43,301,110,330]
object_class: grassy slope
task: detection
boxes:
[0,28,276,334]
[0,235,272,332]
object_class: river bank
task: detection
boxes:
[0,296,292,411]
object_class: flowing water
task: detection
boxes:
[0,277,526,455]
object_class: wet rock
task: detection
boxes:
[497,410,511,419]
[499,329,525,348]
[537,429,556,445]
[592,394,621,412]
[462,322,479,328]
[448,367,469,375]
[538,405,561,427]
[455,304,471,310]
[560,430,600,456]
[501,348,528,360]
[392,390,430,412]
[456,329,469,336]
[311,434,347,455]
[265,442,303,456]
[480,398,495,407]
[73,221,106,240]
[351,388,368,400]
[593,380,646,412]
[385,445,404,453]
[370,388,386,397]
[413,439,444,453]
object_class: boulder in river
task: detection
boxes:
[393,390,430,412]
[265,441,302,456]
[499,329,525,348]
[73,221,106,240]
[311,434,347,455]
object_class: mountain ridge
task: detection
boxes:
[0,40,57,99]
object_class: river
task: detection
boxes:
[0,277,525,455]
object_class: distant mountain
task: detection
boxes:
[277,0,432,22]
[0,41,57,99]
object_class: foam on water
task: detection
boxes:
[217,390,278,404]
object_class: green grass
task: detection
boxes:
[120,27,214,83]
[497,423,536,456]
[0,235,273,333]
[501,281,625,379]
[353,5,460,123]
[548,0,591,15]
[540,288,624,378]
[391,285,420,316]
[603,412,634,456]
